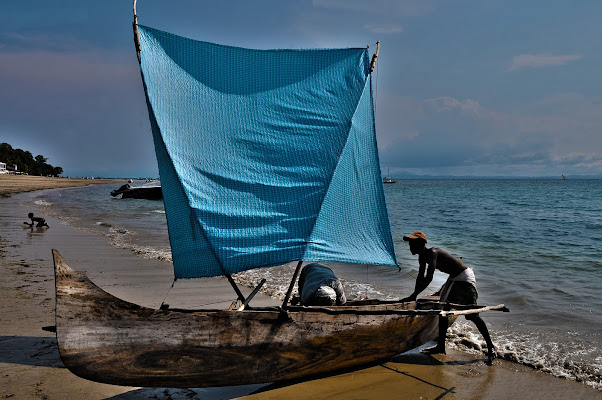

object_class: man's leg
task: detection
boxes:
[466,314,496,363]
[422,315,448,354]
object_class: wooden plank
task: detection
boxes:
[442,304,510,317]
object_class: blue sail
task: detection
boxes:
[138,25,397,279]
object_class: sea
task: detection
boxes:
[28,179,601,390]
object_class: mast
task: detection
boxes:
[281,260,303,309]
[133,0,141,64]
[369,41,380,73]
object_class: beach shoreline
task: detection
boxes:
[0,174,123,197]
[0,183,599,399]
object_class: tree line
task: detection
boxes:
[0,143,63,176]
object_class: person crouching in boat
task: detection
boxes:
[297,263,346,306]
[400,231,496,363]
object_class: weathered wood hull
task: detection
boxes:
[53,250,443,388]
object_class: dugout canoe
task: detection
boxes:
[53,249,448,388]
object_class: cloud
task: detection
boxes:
[312,0,437,17]
[508,53,583,71]
[423,97,503,121]
[376,93,602,176]
[424,97,484,114]
[363,24,403,35]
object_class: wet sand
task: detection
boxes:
[0,184,599,399]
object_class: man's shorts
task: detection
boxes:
[446,281,478,305]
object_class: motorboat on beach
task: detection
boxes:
[110,182,162,200]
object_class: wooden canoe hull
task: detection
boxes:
[53,250,441,388]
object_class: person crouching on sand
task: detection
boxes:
[400,231,496,363]
[25,212,49,228]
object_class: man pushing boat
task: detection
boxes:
[400,231,496,363]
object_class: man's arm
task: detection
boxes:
[401,259,435,302]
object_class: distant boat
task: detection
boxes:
[383,167,397,184]
[110,183,162,200]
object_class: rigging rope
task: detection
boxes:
[160,279,176,309]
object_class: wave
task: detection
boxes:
[101,225,172,262]
[448,322,601,390]
[33,199,53,206]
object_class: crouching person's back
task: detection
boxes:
[298,263,346,306]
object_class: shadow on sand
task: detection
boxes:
[103,385,270,400]
[0,335,63,368]
[1,336,487,400]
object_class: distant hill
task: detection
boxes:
[0,142,63,176]
[384,171,602,180]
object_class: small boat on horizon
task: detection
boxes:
[383,167,397,184]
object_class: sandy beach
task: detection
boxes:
[0,182,599,399]
[0,174,119,197]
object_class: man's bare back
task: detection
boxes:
[421,248,466,277]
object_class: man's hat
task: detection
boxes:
[403,231,427,243]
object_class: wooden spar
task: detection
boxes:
[225,274,247,303]
[237,278,266,311]
[281,260,303,309]
[132,0,141,64]
[441,304,510,317]
[369,40,380,73]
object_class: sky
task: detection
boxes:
[1,0,601,178]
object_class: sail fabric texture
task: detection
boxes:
[138,25,397,279]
